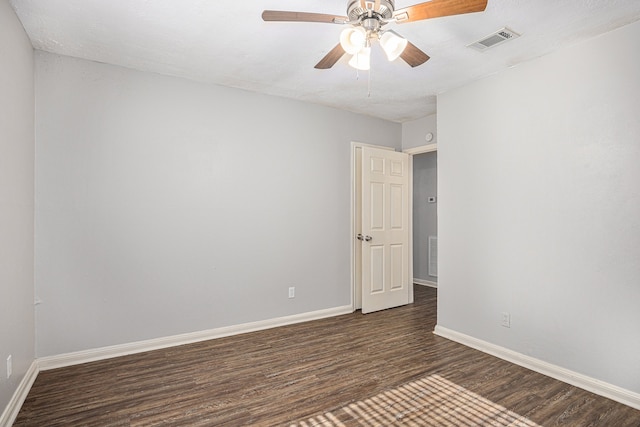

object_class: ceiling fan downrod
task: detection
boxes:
[346,0,396,22]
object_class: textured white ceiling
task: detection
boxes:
[10,0,640,122]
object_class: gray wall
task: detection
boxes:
[0,1,35,413]
[34,52,401,357]
[412,152,437,283]
[438,20,640,394]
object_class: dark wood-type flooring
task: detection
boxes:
[15,286,640,426]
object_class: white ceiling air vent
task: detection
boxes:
[468,27,520,52]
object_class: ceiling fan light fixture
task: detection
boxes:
[340,27,368,54]
[380,30,408,61]
[348,46,371,71]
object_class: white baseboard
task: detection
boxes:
[434,325,640,410]
[413,278,438,288]
[38,305,353,371]
[2,305,353,421]
[0,360,39,426]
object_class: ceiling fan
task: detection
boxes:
[262,0,488,70]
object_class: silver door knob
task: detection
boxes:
[364,235,372,242]
[356,234,364,241]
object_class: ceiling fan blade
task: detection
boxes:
[262,10,347,24]
[400,42,430,67]
[315,44,346,69]
[393,0,487,24]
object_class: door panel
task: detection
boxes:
[390,159,404,176]
[371,246,385,293]
[370,182,385,230]
[361,146,410,314]
[390,244,404,290]
[390,184,403,229]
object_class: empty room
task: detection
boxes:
[1,0,640,425]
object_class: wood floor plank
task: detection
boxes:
[14,286,640,426]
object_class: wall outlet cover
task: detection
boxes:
[501,312,511,328]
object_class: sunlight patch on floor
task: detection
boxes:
[291,374,540,426]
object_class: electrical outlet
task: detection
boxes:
[288,287,295,299]
[501,312,511,328]
[6,355,12,379]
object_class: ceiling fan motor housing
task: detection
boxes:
[347,0,395,21]
[362,18,381,32]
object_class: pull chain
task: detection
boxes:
[354,68,372,97]
[351,52,371,97]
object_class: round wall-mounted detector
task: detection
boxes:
[425,132,434,142]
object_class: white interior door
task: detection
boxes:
[361,146,410,314]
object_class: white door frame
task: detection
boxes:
[403,143,437,155]
[350,142,438,311]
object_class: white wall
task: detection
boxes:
[438,20,640,394]
[34,52,401,357]
[0,1,35,413]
